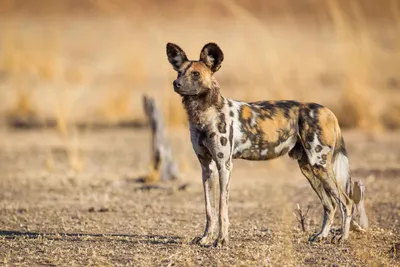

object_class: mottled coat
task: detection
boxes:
[166,42,368,247]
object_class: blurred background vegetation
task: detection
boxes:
[0,0,399,132]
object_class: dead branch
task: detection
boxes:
[293,203,310,232]
[142,95,180,182]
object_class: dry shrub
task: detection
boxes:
[6,89,37,124]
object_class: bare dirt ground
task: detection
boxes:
[0,127,400,266]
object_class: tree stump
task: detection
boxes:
[142,95,180,183]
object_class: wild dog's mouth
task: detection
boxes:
[173,82,209,97]
[175,91,199,97]
[174,87,191,96]
[173,85,200,96]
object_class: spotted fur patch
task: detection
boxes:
[220,137,228,146]
[232,101,300,160]
[218,114,227,134]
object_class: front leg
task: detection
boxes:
[192,154,218,246]
[214,161,232,247]
[189,120,234,247]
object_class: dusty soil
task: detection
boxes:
[0,127,399,266]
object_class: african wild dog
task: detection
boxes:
[166,42,368,247]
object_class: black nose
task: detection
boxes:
[173,80,182,88]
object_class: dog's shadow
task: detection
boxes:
[0,230,182,245]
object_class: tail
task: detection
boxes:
[333,136,369,231]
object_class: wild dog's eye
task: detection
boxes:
[192,71,200,77]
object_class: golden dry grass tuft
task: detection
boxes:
[6,89,36,123]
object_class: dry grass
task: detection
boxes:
[327,0,383,132]
[0,0,399,132]
[0,128,399,266]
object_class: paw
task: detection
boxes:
[330,234,343,244]
[329,227,350,244]
[191,236,202,245]
[191,236,212,246]
[308,233,325,243]
[330,231,348,244]
[213,237,229,247]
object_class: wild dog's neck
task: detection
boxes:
[182,81,224,127]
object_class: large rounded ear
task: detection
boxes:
[199,43,224,72]
[166,43,188,71]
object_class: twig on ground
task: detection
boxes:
[293,203,310,232]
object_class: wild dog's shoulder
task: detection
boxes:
[188,122,216,143]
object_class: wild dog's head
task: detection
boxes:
[166,43,224,96]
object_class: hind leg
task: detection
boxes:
[295,148,337,241]
[312,164,353,242]
[299,105,354,242]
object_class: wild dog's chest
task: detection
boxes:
[189,107,233,154]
